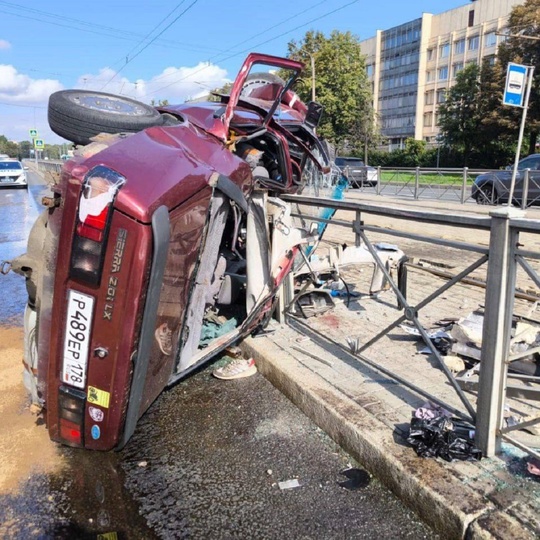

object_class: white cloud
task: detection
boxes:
[76,62,229,104]
[0,40,11,50]
[0,62,230,143]
[0,64,63,104]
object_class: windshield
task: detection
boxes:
[0,161,22,170]
[337,159,365,167]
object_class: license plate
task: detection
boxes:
[62,290,94,389]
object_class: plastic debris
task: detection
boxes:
[443,355,466,373]
[338,468,371,490]
[278,479,300,490]
[295,290,335,318]
[407,416,482,462]
[414,402,451,420]
[527,458,540,476]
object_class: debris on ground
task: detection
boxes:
[407,415,482,462]
[278,479,301,490]
[414,402,451,420]
[526,458,540,476]
[400,313,540,378]
[294,289,335,318]
[338,468,371,490]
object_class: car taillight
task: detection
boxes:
[58,386,86,447]
[70,166,125,285]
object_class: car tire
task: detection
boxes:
[476,183,498,205]
[48,90,164,146]
[240,72,285,97]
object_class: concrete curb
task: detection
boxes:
[242,334,537,540]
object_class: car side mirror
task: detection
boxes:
[24,166,29,170]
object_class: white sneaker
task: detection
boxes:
[155,322,173,356]
[213,357,257,380]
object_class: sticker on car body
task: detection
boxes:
[88,386,111,408]
[89,406,104,422]
[62,290,94,389]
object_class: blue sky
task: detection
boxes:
[0,0,467,143]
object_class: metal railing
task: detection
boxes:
[281,193,540,459]
[344,166,540,209]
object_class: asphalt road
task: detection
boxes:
[0,171,438,539]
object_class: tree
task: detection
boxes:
[497,0,540,155]
[286,30,375,153]
[150,99,169,106]
[0,135,18,158]
[208,82,233,102]
[438,63,482,165]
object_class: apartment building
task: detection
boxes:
[360,0,524,150]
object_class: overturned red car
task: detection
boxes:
[13,53,329,450]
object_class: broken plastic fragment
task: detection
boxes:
[527,458,540,476]
[278,479,300,490]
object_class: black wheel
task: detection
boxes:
[476,183,498,205]
[240,72,285,98]
[48,90,164,146]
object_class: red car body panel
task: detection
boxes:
[22,53,327,450]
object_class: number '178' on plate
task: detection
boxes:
[62,290,94,389]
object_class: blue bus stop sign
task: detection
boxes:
[503,63,528,107]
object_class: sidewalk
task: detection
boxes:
[243,192,540,540]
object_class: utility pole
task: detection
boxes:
[309,53,316,102]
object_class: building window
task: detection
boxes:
[426,70,434,82]
[484,32,497,47]
[427,48,434,61]
[437,89,446,104]
[423,112,433,127]
[454,39,465,55]
[468,9,475,28]
[366,64,374,77]
[468,36,479,50]
[439,43,450,58]
[485,55,496,66]
[425,90,434,105]
[453,62,464,77]
[438,66,448,80]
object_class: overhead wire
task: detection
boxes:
[100,0,200,91]
[145,0,331,88]
[0,1,220,58]
[142,0,360,99]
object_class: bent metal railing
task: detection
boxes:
[281,194,540,460]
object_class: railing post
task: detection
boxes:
[414,167,420,200]
[354,210,362,247]
[461,166,468,204]
[521,168,530,210]
[476,207,522,457]
[275,272,294,323]
[376,166,381,195]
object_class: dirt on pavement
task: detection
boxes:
[0,326,63,494]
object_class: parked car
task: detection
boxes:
[9,53,329,451]
[0,154,11,160]
[335,157,378,188]
[472,154,540,206]
[0,159,28,189]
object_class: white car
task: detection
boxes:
[335,157,379,188]
[0,160,28,189]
